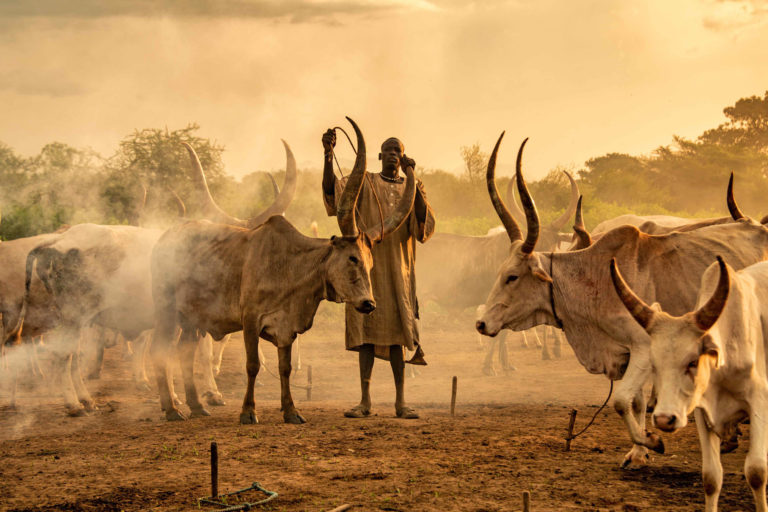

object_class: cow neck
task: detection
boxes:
[548,251,564,329]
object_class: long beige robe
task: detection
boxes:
[324,172,435,361]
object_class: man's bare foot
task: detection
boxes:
[344,404,371,418]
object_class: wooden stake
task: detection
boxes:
[523,490,530,512]
[306,365,313,401]
[565,408,578,451]
[210,441,218,498]
[450,376,458,416]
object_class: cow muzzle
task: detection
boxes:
[355,299,376,314]
[475,320,499,337]
[653,413,679,432]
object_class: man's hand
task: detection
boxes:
[400,154,416,170]
[322,129,336,155]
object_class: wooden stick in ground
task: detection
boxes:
[523,490,530,512]
[327,505,351,512]
[565,408,578,451]
[450,376,458,416]
[307,365,313,401]
[210,441,218,498]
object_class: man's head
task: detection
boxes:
[379,137,405,173]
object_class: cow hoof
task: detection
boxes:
[240,412,259,425]
[80,399,97,412]
[66,406,88,417]
[135,380,152,392]
[482,367,497,377]
[213,366,221,377]
[172,396,183,407]
[203,392,226,407]
[284,411,307,424]
[165,409,187,421]
[647,433,665,454]
[621,445,650,468]
[542,352,551,361]
[190,407,211,418]
[503,365,517,373]
[87,371,101,381]
[720,439,739,454]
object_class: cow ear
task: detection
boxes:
[530,257,552,283]
[700,334,721,368]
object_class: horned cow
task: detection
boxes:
[476,133,768,467]
[612,257,768,511]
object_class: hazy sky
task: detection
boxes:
[1,0,767,179]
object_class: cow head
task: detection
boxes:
[476,135,559,337]
[610,257,729,432]
[325,117,417,314]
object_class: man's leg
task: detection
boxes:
[392,346,418,419]
[344,344,374,418]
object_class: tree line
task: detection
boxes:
[1,91,767,240]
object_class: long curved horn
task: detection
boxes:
[487,132,523,243]
[267,173,280,199]
[505,175,526,224]
[166,187,186,218]
[183,141,298,228]
[727,172,745,221]
[571,196,592,250]
[610,258,655,330]
[549,171,580,231]
[246,140,298,228]
[365,165,416,241]
[693,256,730,331]
[183,142,246,227]
[336,117,367,236]
[516,138,540,254]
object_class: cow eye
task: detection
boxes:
[349,256,359,264]
[505,275,518,284]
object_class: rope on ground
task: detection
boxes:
[567,381,613,441]
[258,348,310,391]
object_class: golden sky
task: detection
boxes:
[1,0,767,179]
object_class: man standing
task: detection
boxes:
[322,127,435,419]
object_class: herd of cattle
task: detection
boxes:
[2,120,768,510]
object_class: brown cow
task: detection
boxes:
[150,118,417,424]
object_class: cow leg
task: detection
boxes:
[695,408,722,512]
[531,327,543,348]
[31,337,45,379]
[614,346,663,467]
[69,331,95,412]
[151,318,186,421]
[279,344,305,424]
[240,325,261,424]
[212,334,230,377]
[745,393,768,512]
[520,330,530,348]
[294,336,302,372]
[87,329,105,380]
[551,327,562,359]
[539,326,551,361]
[482,338,497,376]
[131,332,151,391]
[178,328,208,418]
[199,334,225,407]
[498,332,515,372]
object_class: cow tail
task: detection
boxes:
[3,246,55,346]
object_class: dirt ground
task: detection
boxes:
[0,305,756,511]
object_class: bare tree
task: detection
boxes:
[460,142,487,186]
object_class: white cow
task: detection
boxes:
[611,257,768,511]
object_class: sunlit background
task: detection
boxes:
[1,0,767,177]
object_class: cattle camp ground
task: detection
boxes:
[0,304,755,511]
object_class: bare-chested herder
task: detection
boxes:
[322,128,435,419]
